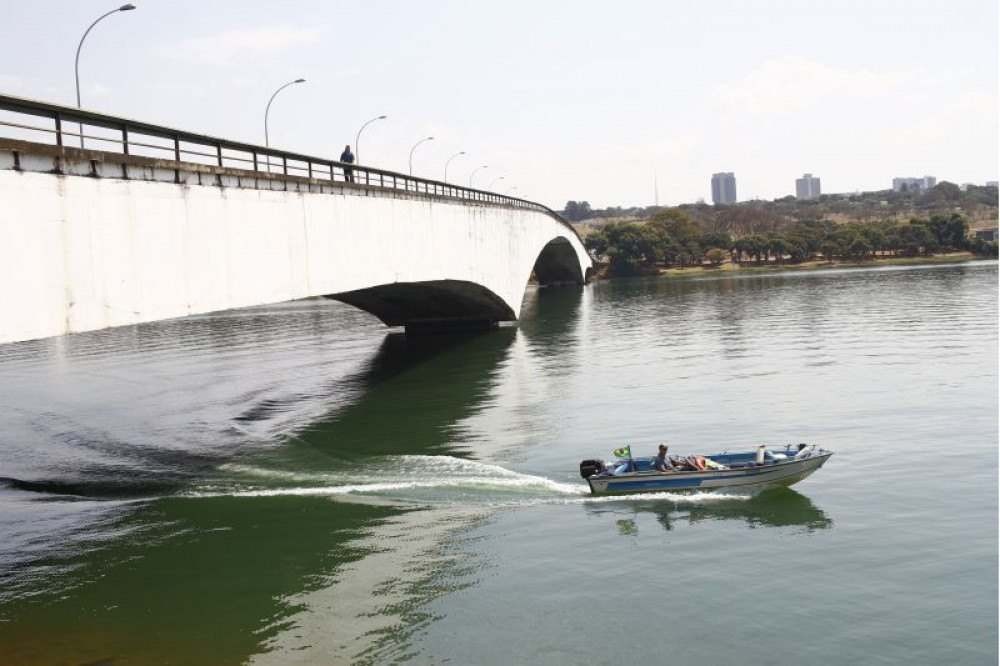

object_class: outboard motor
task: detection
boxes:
[579,459,605,479]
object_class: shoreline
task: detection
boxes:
[589,253,994,281]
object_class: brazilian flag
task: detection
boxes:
[612,445,631,459]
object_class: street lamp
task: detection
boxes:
[355,115,387,165]
[408,136,434,176]
[469,165,488,188]
[444,151,465,182]
[488,176,505,190]
[264,78,306,172]
[74,3,136,147]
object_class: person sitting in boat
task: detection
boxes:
[654,444,674,472]
[685,455,708,471]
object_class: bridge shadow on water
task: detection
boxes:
[0,324,528,665]
[0,289,596,664]
[268,325,519,463]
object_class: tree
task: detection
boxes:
[820,239,841,260]
[744,234,768,263]
[684,241,703,266]
[563,200,593,222]
[700,231,732,250]
[859,226,887,256]
[928,213,969,249]
[705,247,728,266]
[767,236,791,264]
[649,209,700,246]
[732,237,752,264]
[895,222,937,256]
[584,226,610,259]
[847,237,872,260]
[585,221,663,275]
[785,239,809,263]
[971,238,999,258]
[922,181,962,204]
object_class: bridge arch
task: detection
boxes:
[533,236,589,286]
[327,232,591,332]
[0,94,592,343]
[329,280,515,331]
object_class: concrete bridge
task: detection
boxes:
[0,95,591,344]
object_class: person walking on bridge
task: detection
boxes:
[340,144,355,183]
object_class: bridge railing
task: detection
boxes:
[0,93,555,215]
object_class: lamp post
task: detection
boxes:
[444,151,465,182]
[355,115,387,165]
[488,176,505,190]
[408,136,434,176]
[469,165,488,188]
[264,78,306,172]
[74,3,136,147]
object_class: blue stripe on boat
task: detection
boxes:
[603,476,703,490]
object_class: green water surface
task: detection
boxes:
[0,261,996,665]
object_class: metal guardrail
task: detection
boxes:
[0,93,562,219]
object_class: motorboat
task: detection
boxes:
[580,444,833,496]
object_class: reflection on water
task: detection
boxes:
[585,488,833,535]
[251,505,491,666]
[280,327,518,462]
[0,262,996,666]
[0,302,524,665]
[0,495,396,665]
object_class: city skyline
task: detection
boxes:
[0,1,995,208]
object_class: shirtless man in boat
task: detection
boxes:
[654,444,674,472]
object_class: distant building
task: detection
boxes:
[892,176,936,193]
[987,181,998,188]
[711,172,737,205]
[795,173,822,200]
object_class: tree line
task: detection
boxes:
[583,210,998,276]
[563,182,998,227]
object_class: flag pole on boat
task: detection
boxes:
[612,445,634,472]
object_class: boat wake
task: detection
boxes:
[188,456,751,507]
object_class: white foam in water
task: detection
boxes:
[577,491,751,504]
[206,455,588,500]
[202,456,752,505]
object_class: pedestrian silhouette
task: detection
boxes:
[340,144,355,183]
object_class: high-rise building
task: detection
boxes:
[795,173,822,200]
[892,176,937,193]
[711,172,737,205]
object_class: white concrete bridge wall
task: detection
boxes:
[0,168,590,344]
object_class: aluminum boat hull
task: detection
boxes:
[586,452,832,496]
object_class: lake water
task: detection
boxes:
[0,261,996,665]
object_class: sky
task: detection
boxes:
[1,0,997,209]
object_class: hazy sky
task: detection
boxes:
[1,0,996,208]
